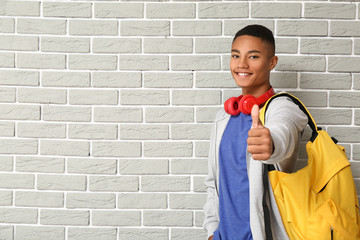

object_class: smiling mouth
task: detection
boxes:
[237,73,252,76]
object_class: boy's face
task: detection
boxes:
[230,35,278,97]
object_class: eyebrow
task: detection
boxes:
[231,49,262,54]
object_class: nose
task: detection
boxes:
[237,56,249,69]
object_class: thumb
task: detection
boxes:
[251,104,263,128]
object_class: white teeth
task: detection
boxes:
[238,73,250,76]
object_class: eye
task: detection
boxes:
[249,55,259,59]
[232,54,239,59]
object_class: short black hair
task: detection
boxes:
[233,24,275,56]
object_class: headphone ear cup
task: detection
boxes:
[239,95,256,115]
[224,97,241,116]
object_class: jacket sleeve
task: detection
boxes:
[263,96,308,172]
[203,119,220,238]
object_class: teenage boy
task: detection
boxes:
[203,25,308,240]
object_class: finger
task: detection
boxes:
[251,104,263,128]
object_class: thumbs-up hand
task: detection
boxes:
[247,105,274,161]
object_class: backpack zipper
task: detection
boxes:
[330,226,334,240]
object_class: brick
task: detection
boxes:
[270,72,298,88]
[0,191,12,206]
[0,52,14,67]
[327,127,360,143]
[356,110,360,126]
[120,124,168,140]
[15,226,64,240]
[144,38,193,53]
[68,228,116,240]
[301,38,352,55]
[92,211,141,226]
[309,108,352,125]
[93,38,141,53]
[143,210,192,227]
[276,38,298,54]
[147,3,195,18]
[17,122,66,138]
[118,228,168,240]
[330,91,360,108]
[15,191,63,208]
[196,72,235,88]
[195,211,205,227]
[171,228,207,240]
[121,21,169,36]
[18,88,66,104]
[16,156,65,173]
[328,57,360,72]
[92,142,141,157]
[172,90,221,105]
[0,1,39,16]
[195,38,231,54]
[43,106,91,122]
[17,53,65,69]
[93,72,141,88]
[224,20,274,36]
[351,162,360,178]
[119,55,168,70]
[0,35,38,51]
[276,56,326,72]
[144,72,193,88]
[353,74,360,90]
[119,159,168,175]
[42,71,90,87]
[118,193,167,209]
[69,89,118,105]
[41,140,90,157]
[145,107,194,123]
[172,56,220,71]
[171,159,207,174]
[199,3,248,18]
[355,39,360,55]
[0,208,37,224]
[223,89,242,102]
[0,87,15,102]
[173,21,221,36]
[69,54,117,70]
[0,104,40,120]
[69,124,118,140]
[94,107,142,123]
[18,18,66,34]
[95,3,143,18]
[354,145,360,160]
[331,21,360,37]
[0,226,13,240]
[89,176,138,192]
[251,3,301,18]
[277,20,328,36]
[288,91,327,107]
[142,176,190,192]
[42,37,90,53]
[144,142,192,157]
[67,193,116,209]
[171,124,211,140]
[193,176,207,192]
[0,70,39,86]
[37,174,86,191]
[195,141,210,157]
[0,139,38,154]
[0,18,14,33]
[300,73,352,89]
[43,2,92,18]
[121,90,169,105]
[305,3,355,19]
[41,210,89,226]
[0,156,13,171]
[69,20,118,36]
[67,158,117,175]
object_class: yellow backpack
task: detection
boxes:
[260,93,360,240]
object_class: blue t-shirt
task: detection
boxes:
[213,113,253,240]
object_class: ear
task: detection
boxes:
[269,56,278,70]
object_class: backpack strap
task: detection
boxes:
[259,92,318,142]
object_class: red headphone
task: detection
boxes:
[224,87,275,115]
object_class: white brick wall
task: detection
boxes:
[0,0,359,239]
